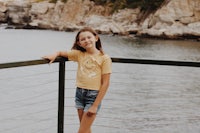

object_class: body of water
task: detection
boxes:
[0,29,200,133]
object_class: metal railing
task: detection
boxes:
[0,57,200,133]
[1,57,200,69]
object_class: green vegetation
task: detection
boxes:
[35,0,67,2]
[49,0,68,3]
[47,0,167,13]
[34,0,47,2]
[91,0,168,23]
[90,0,166,12]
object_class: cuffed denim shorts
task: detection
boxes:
[75,87,101,113]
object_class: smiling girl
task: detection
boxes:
[43,27,112,133]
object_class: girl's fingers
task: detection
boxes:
[42,55,57,64]
[87,111,95,117]
[49,60,54,64]
[42,56,53,64]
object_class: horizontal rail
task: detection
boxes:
[0,57,200,69]
[0,57,68,69]
[111,58,200,67]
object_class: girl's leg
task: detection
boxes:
[78,112,96,133]
[77,109,92,133]
[77,109,84,122]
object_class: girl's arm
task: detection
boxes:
[87,73,111,116]
[43,51,68,64]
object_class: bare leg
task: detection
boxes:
[78,112,96,133]
[77,109,84,122]
[77,109,91,133]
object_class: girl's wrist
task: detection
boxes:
[92,103,99,108]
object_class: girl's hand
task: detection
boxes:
[87,106,97,117]
[42,53,58,64]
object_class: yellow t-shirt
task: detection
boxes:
[67,50,112,90]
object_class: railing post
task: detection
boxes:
[58,60,65,133]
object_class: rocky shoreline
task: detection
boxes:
[0,0,200,41]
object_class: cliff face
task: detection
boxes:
[139,0,200,39]
[0,0,200,40]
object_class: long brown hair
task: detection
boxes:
[71,27,104,54]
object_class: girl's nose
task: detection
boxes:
[85,38,90,41]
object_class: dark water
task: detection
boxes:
[0,29,200,133]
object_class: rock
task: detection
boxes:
[188,22,200,29]
[143,0,200,39]
[29,19,54,29]
[112,8,139,23]
[0,2,7,12]
[84,15,128,35]
[30,1,54,15]
[0,12,6,22]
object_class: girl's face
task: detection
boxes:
[78,31,98,50]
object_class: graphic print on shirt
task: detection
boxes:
[80,56,100,78]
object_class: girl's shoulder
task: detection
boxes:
[101,54,111,60]
[67,50,84,61]
[100,54,112,64]
[68,49,84,56]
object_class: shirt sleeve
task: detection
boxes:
[67,50,80,61]
[102,54,112,74]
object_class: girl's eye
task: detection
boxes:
[80,36,91,41]
[80,38,86,41]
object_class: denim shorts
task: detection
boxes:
[75,87,101,113]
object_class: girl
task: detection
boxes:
[43,27,112,133]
